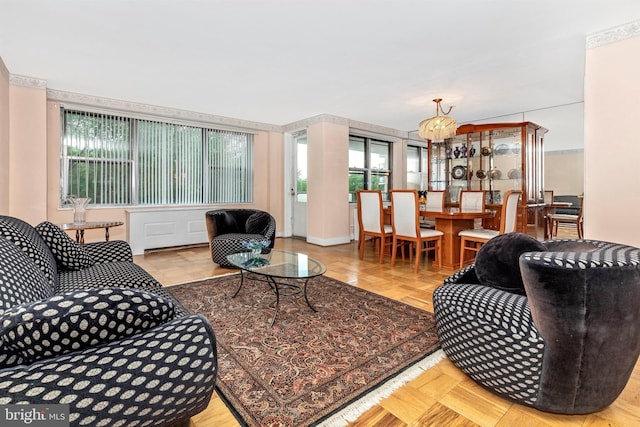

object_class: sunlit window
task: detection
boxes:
[348,135,392,202]
[406,144,428,191]
[61,108,253,207]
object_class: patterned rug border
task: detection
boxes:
[168,273,442,426]
[317,348,445,426]
[214,347,446,427]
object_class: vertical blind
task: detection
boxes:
[61,108,254,206]
[137,120,203,205]
[62,110,132,205]
[206,129,254,203]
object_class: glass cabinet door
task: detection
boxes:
[489,127,523,204]
[428,142,447,191]
[427,122,547,236]
[445,134,469,203]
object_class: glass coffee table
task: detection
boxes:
[226,249,326,327]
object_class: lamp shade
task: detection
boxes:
[417,98,457,141]
[418,115,457,141]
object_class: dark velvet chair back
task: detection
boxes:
[204,209,276,267]
[434,237,640,414]
[206,209,275,244]
[520,240,640,413]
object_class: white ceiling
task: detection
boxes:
[2,0,640,133]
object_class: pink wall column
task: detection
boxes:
[0,58,9,214]
[267,130,285,233]
[306,120,351,245]
[9,83,48,224]
[585,23,640,247]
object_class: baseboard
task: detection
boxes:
[306,235,352,247]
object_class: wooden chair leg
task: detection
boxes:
[460,237,467,269]
[391,237,398,266]
[378,236,386,263]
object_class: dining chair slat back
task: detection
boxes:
[458,190,522,268]
[421,190,446,229]
[358,190,384,233]
[502,191,522,233]
[391,190,419,237]
[356,190,392,263]
[390,190,443,272]
[460,190,486,212]
[425,190,446,211]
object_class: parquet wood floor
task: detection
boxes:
[134,230,640,427]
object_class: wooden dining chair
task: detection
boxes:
[458,190,522,268]
[421,190,446,229]
[459,190,486,212]
[549,195,584,238]
[390,190,443,272]
[356,190,393,263]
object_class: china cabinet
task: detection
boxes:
[428,122,547,236]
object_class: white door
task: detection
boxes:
[292,132,307,238]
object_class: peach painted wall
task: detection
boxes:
[0,58,9,214]
[585,28,640,247]
[306,120,350,245]
[9,84,48,224]
[267,130,285,232]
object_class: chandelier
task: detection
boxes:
[418,98,457,141]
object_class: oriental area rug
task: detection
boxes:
[167,274,443,426]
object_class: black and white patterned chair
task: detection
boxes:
[205,209,276,267]
[433,233,640,414]
[0,215,217,426]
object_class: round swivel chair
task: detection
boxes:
[205,209,276,268]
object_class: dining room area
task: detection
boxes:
[354,121,585,272]
[357,190,583,273]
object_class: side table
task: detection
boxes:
[59,221,124,244]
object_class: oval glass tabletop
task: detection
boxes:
[226,249,326,279]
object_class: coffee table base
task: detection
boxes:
[232,271,317,327]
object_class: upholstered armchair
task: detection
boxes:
[205,209,276,267]
[433,233,640,414]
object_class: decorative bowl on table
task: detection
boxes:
[242,239,271,258]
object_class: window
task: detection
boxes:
[62,111,132,205]
[61,108,254,207]
[406,144,428,191]
[348,135,392,202]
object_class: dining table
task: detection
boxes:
[420,208,495,269]
[383,206,494,269]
